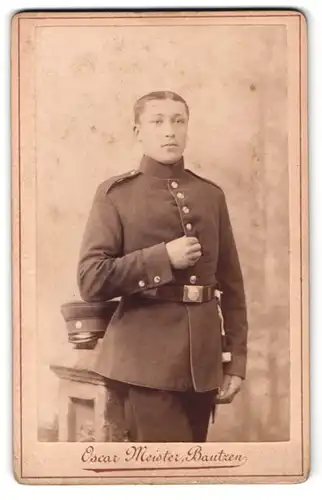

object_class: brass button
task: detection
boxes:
[186,223,192,231]
[190,275,197,284]
[182,206,190,214]
[75,320,83,329]
[177,192,184,199]
[130,170,137,175]
[171,181,178,189]
[138,280,145,288]
[154,276,161,284]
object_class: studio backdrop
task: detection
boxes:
[34,22,289,442]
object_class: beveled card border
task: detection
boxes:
[11,9,309,484]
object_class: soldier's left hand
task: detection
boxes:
[216,375,243,404]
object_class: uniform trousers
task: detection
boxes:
[107,380,217,442]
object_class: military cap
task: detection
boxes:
[61,299,119,349]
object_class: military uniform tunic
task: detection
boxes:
[78,155,248,393]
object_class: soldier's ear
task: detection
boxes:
[133,124,142,141]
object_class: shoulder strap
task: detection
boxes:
[185,168,223,191]
[102,169,142,194]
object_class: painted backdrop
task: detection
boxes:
[35,23,289,441]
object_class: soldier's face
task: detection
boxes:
[134,99,189,164]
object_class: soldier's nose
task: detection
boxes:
[164,124,175,137]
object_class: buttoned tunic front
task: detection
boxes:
[78,155,248,392]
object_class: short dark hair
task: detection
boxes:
[134,90,190,124]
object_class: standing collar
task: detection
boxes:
[139,154,185,179]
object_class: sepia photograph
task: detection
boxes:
[12,9,308,484]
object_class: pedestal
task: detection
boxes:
[50,346,128,442]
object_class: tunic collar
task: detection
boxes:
[139,154,185,179]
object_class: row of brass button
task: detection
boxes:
[169,180,197,286]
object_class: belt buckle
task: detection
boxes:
[183,285,204,303]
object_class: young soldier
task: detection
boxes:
[77,90,248,442]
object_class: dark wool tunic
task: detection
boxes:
[78,155,248,392]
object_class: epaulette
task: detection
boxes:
[102,169,142,195]
[185,168,223,191]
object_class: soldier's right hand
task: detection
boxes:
[166,236,202,270]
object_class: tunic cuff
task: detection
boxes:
[141,242,174,290]
[223,353,247,379]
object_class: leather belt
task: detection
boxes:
[139,284,218,304]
